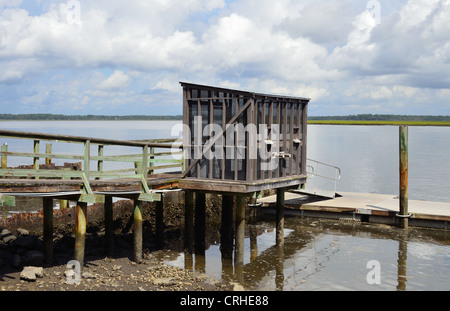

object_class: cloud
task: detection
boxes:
[0,0,449,116]
[97,70,131,90]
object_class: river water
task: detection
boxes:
[1,121,449,290]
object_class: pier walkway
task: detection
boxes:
[259,191,450,229]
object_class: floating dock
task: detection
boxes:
[259,191,450,229]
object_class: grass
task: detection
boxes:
[307,120,450,126]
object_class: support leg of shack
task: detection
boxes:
[194,192,206,253]
[276,188,285,247]
[221,195,234,259]
[75,201,87,269]
[184,191,194,252]
[133,199,143,263]
[235,195,246,266]
[43,197,53,265]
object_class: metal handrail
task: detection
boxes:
[305,158,341,197]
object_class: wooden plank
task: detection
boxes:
[182,98,254,178]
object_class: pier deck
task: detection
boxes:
[259,191,450,228]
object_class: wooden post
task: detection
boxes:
[43,197,53,265]
[1,144,7,169]
[399,126,409,229]
[59,199,68,209]
[221,195,234,282]
[45,143,52,165]
[276,188,285,246]
[194,192,206,253]
[75,201,87,270]
[235,195,246,266]
[104,196,114,256]
[184,191,194,252]
[33,140,39,179]
[97,145,104,180]
[133,199,143,263]
[156,195,165,249]
[221,195,234,260]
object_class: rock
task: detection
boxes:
[82,272,96,279]
[16,228,30,236]
[20,266,44,282]
[112,264,122,271]
[153,278,176,286]
[21,250,44,266]
[230,282,245,291]
[1,229,16,244]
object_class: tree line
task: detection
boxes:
[0,114,183,121]
[308,114,450,122]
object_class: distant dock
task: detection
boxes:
[259,191,450,230]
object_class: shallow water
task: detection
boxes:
[161,216,450,291]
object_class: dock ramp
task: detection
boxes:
[291,158,341,199]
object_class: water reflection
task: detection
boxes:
[163,217,450,291]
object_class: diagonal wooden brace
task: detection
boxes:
[79,173,104,203]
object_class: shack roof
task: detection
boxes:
[180,81,311,102]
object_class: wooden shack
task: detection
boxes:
[179,82,310,194]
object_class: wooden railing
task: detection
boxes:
[0,129,183,202]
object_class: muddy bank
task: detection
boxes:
[0,191,241,291]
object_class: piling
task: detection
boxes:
[184,191,194,252]
[43,197,53,264]
[104,196,114,256]
[235,195,246,266]
[276,188,285,246]
[399,126,409,229]
[75,201,87,269]
[221,195,234,259]
[156,195,165,249]
[194,192,206,253]
[45,143,52,165]
[1,144,7,169]
[133,199,143,263]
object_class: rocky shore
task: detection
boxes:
[0,194,241,292]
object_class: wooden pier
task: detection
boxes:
[1,83,449,277]
[258,191,450,229]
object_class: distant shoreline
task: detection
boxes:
[1,113,449,126]
[0,114,182,121]
[308,120,450,126]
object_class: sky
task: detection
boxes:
[0,0,449,116]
